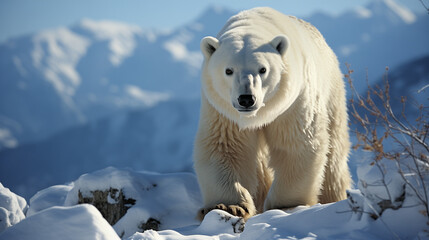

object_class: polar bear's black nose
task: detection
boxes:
[238,95,256,108]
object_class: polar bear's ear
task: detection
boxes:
[270,35,289,57]
[201,36,219,59]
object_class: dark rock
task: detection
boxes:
[78,188,136,225]
[139,218,161,231]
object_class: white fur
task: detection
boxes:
[195,7,351,220]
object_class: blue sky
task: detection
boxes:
[0,0,425,43]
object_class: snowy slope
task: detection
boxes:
[0,204,121,240]
[0,183,27,232]
[1,165,427,239]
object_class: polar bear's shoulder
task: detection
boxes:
[287,15,324,41]
[226,7,288,26]
[219,7,324,42]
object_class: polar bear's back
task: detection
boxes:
[218,7,326,48]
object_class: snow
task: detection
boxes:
[26,184,73,217]
[16,167,203,239]
[12,56,27,77]
[378,0,416,24]
[78,19,143,66]
[125,85,170,107]
[64,168,202,238]
[0,128,18,148]
[32,27,90,93]
[130,210,244,240]
[0,183,27,233]
[353,0,416,23]
[0,205,120,240]
[164,39,203,70]
[353,7,372,19]
[354,158,429,239]
[1,160,428,239]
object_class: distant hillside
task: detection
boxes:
[0,98,200,199]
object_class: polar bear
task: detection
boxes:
[194,7,351,220]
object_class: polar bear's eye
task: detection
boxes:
[225,68,234,76]
[259,67,267,74]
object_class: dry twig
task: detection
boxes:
[346,63,429,218]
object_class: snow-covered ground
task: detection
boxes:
[0,183,27,232]
[1,159,428,240]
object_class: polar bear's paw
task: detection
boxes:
[198,203,251,221]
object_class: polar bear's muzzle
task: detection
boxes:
[232,73,263,113]
[237,94,256,110]
[233,94,259,113]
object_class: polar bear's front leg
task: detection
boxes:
[194,165,256,221]
[194,99,259,221]
[263,146,327,211]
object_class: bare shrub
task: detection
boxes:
[345,63,429,218]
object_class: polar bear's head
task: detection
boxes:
[201,34,298,129]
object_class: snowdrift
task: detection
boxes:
[1,161,428,239]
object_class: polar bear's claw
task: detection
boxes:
[198,203,251,221]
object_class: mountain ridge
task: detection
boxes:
[1,2,427,149]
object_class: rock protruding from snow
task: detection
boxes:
[78,188,136,225]
[0,183,27,233]
[42,167,204,239]
[0,205,120,240]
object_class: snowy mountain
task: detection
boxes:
[306,0,429,94]
[0,7,235,150]
[0,99,200,199]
